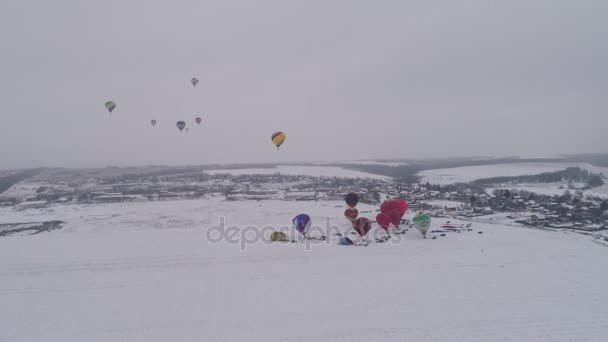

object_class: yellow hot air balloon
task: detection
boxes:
[271,131,286,150]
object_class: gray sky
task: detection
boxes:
[1,0,607,168]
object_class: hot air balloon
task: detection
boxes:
[271,131,286,150]
[292,214,311,236]
[381,200,401,215]
[176,121,186,132]
[270,231,287,242]
[395,198,408,216]
[191,78,199,87]
[352,217,372,238]
[151,120,157,126]
[376,213,391,231]
[413,213,432,238]
[388,210,402,227]
[344,208,359,223]
[195,117,202,125]
[344,192,359,208]
[105,101,116,114]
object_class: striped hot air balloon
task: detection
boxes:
[271,131,286,150]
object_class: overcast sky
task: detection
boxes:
[1,0,607,168]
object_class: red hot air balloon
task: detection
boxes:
[395,198,408,216]
[344,208,359,223]
[195,117,202,125]
[376,213,391,231]
[381,200,401,215]
[389,210,402,227]
[352,217,372,238]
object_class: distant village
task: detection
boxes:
[1,166,607,233]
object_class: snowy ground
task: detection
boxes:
[204,165,390,180]
[418,162,580,185]
[486,182,608,199]
[420,199,465,208]
[1,199,607,342]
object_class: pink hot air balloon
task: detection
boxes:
[376,213,391,231]
[195,117,202,125]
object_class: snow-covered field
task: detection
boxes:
[418,162,580,185]
[487,183,608,199]
[336,160,409,167]
[1,198,607,341]
[204,165,390,180]
[420,199,465,208]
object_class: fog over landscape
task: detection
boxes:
[1,0,607,169]
[3,2,608,342]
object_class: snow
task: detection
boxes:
[420,200,464,208]
[418,162,580,185]
[205,165,390,180]
[486,183,608,199]
[1,199,608,341]
[336,160,409,167]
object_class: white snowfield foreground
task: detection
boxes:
[1,199,607,342]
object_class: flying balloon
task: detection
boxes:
[376,213,391,231]
[105,101,116,114]
[344,208,359,223]
[352,217,372,238]
[413,213,432,238]
[344,192,359,208]
[191,78,199,87]
[381,200,401,215]
[151,120,157,126]
[176,121,186,132]
[271,131,286,150]
[292,214,311,236]
[195,117,202,125]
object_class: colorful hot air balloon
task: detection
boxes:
[271,131,286,150]
[151,120,157,126]
[413,213,432,238]
[376,213,391,231]
[344,192,359,208]
[292,214,311,236]
[191,78,199,87]
[195,117,202,125]
[105,101,116,114]
[344,208,359,223]
[176,121,186,132]
[352,217,372,238]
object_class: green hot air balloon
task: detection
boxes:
[413,213,431,238]
[105,101,116,114]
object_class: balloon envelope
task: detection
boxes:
[271,131,286,149]
[376,213,391,231]
[344,208,359,223]
[352,218,372,237]
[176,121,186,132]
[292,214,311,236]
[388,210,401,226]
[395,198,408,216]
[413,213,432,237]
[151,120,157,126]
[195,117,202,125]
[381,200,401,215]
[191,78,199,87]
[105,101,116,113]
[344,193,359,208]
